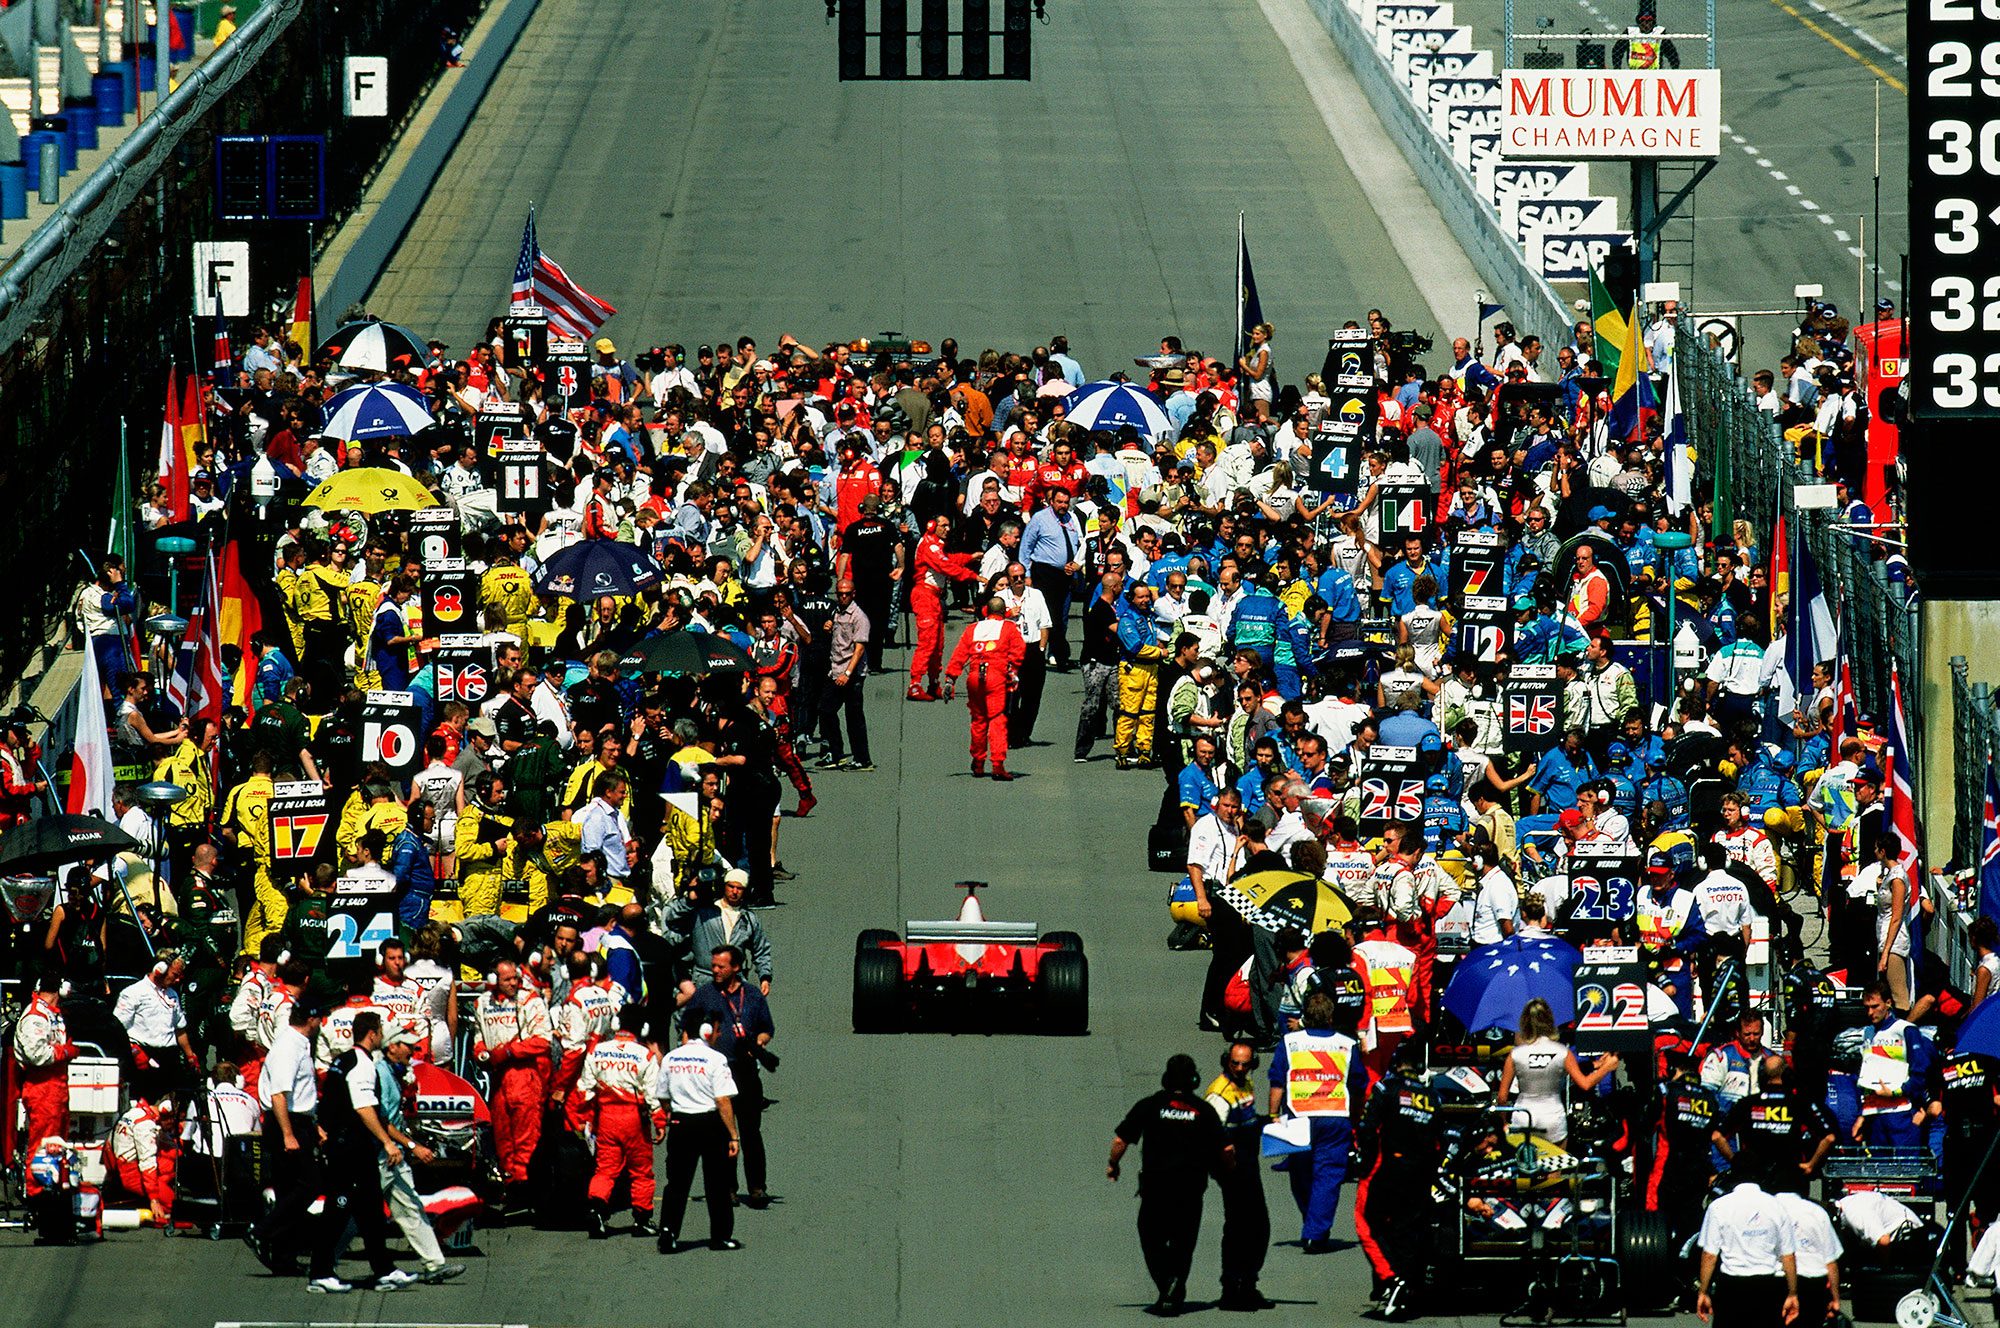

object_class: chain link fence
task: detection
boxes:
[0,0,483,693]
[1677,318,1917,730]
[1950,660,2000,872]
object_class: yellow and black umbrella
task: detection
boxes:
[303,468,436,514]
[1214,869,1354,937]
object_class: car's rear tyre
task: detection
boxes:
[1038,951,1089,1035]
[856,928,898,955]
[1616,1211,1678,1314]
[1040,930,1084,953]
[852,950,903,1033]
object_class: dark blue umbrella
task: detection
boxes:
[533,538,665,601]
[1443,932,1584,1032]
[1955,993,2000,1060]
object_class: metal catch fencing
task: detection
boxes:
[1951,660,2000,873]
[1676,317,1917,731]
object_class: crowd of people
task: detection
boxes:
[2,292,1951,1314]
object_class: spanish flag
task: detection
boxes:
[218,538,264,710]
[288,277,313,362]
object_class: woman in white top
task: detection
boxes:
[1971,917,2000,1011]
[1236,323,1275,419]
[1861,829,1914,1011]
[1496,998,1620,1145]
[1397,575,1450,676]
[1256,462,1301,524]
[1376,645,1435,714]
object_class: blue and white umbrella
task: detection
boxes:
[1442,932,1583,1032]
[1061,380,1174,442]
[320,382,436,442]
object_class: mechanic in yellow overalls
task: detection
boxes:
[273,538,308,659]
[1114,583,1163,767]
[336,779,409,866]
[218,753,281,955]
[456,770,525,918]
[481,554,537,644]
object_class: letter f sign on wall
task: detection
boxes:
[344,56,389,117]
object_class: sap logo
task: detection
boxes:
[1387,24,1469,53]
[1376,4,1444,26]
[1431,76,1498,106]
[1534,233,1623,279]
[1490,165,1582,200]
[1518,202,1594,232]
[1426,50,1486,77]
[1448,105,1500,134]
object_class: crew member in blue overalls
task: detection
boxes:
[1420,772,1465,854]
[1267,990,1369,1254]
[1600,744,1641,823]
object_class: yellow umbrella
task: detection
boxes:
[1215,869,1354,936]
[303,468,437,514]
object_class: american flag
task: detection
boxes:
[511,210,616,341]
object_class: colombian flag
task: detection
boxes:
[1605,278,1657,442]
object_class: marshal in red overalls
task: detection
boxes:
[908,519,981,699]
[945,607,1026,778]
[12,986,76,1194]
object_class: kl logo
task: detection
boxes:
[1509,695,1555,734]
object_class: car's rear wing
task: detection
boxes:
[904,919,1040,945]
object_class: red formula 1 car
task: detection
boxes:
[852,882,1088,1034]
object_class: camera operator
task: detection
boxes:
[681,944,776,1209]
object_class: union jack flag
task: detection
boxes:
[211,311,233,387]
[1981,760,2000,921]
[1886,661,1921,877]
[511,209,616,341]
[1509,694,1556,734]
[166,552,224,728]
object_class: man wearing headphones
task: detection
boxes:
[13,974,78,1194]
[455,771,520,920]
[113,949,197,1105]
[1203,1041,1273,1312]
[472,959,552,1204]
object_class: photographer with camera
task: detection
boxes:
[681,944,777,1210]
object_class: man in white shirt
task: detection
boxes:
[1186,789,1245,918]
[112,783,163,860]
[652,1020,742,1252]
[114,952,196,1100]
[649,349,700,402]
[577,773,638,891]
[1468,859,1520,946]
[1696,1168,1799,1328]
[1770,1174,1841,1328]
[996,561,1054,745]
[1263,778,1314,862]
[248,1001,323,1273]
[1692,844,1759,948]
[978,523,1025,584]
